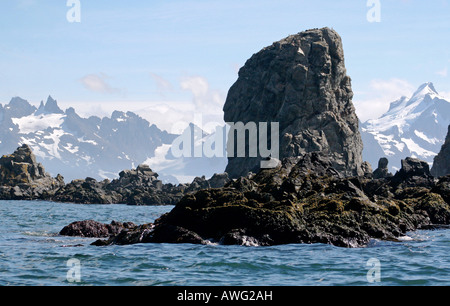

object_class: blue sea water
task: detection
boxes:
[0,200,449,286]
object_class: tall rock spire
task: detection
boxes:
[223,27,363,178]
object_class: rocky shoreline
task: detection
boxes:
[69,153,449,248]
[0,144,230,205]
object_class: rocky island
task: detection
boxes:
[60,28,450,248]
[84,153,449,248]
[1,28,449,248]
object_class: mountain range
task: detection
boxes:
[360,82,450,172]
[0,96,227,184]
[0,82,448,184]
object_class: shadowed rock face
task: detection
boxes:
[223,27,363,179]
[431,125,450,177]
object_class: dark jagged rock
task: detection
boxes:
[52,178,120,204]
[431,125,450,177]
[89,153,450,248]
[373,158,393,179]
[361,161,373,179]
[391,157,434,188]
[398,157,431,178]
[60,220,136,238]
[105,164,182,205]
[52,167,230,205]
[224,27,364,179]
[0,144,64,200]
[0,145,230,204]
[207,173,231,188]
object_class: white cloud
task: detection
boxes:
[179,76,225,129]
[180,76,210,108]
[64,75,225,134]
[353,78,416,123]
[79,73,120,94]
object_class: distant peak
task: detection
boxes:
[5,97,36,117]
[411,82,439,99]
[9,96,29,106]
[35,95,64,115]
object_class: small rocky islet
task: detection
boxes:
[1,27,450,248]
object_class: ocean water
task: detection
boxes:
[0,200,449,286]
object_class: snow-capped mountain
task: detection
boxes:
[142,122,228,183]
[361,82,450,172]
[0,96,227,183]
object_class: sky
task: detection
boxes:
[0,0,449,132]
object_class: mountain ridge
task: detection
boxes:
[361,82,450,172]
[0,96,227,183]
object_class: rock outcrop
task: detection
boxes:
[106,164,186,205]
[60,220,137,238]
[0,145,230,204]
[52,178,120,204]
[52,166,230,205]
[0,144,64,199]
[84,153,450,248]
[224,27,364,179]
[373,158,393,179]
[431,125,450,177]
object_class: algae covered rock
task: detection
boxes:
[87,153,450,248]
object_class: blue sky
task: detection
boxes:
[0,0,449,130]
